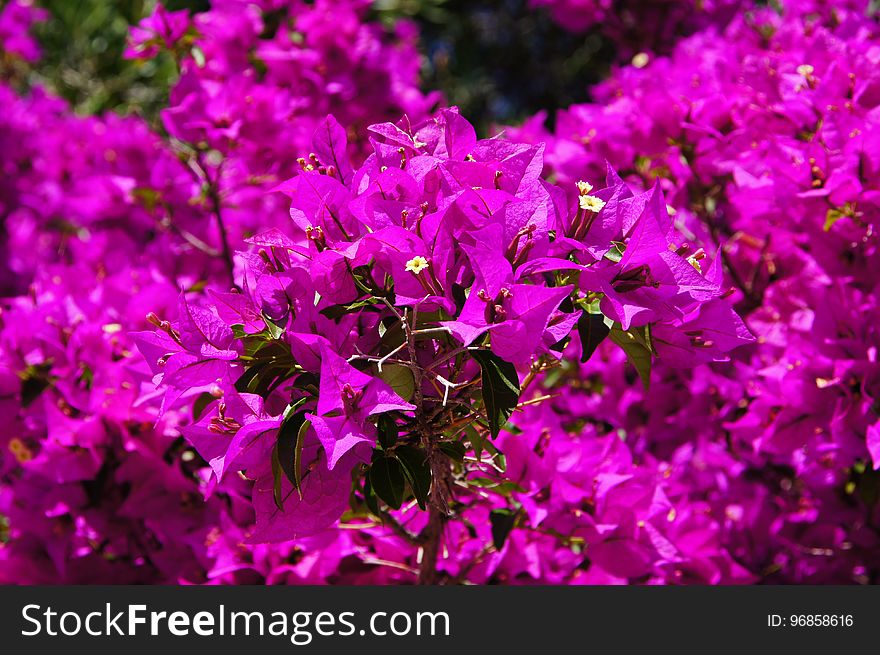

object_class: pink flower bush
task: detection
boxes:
[0,0,877,585]
[0,0,438,583]
[510,0,880,582]
[127,0,440,270]
[139,107,749,583]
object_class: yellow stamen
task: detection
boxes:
[8,438,33,463]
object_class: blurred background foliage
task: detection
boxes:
[29,0,203,120]
[370,0,612,133]
[21,0,612,133]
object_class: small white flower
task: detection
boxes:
[405,256,430,274]
[632,52,650,69]
[797,64,814,77]
[578,194,606,213]
[576,180,594,195]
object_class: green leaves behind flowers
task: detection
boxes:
[608,323,654,389]
[367,444,432,511]
[471,349,520,439]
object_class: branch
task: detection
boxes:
[195,152,236,287]
[179,147,237,287]
[399,300,452,585]
[377,509,426,545]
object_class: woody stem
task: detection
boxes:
[400,303,451,585]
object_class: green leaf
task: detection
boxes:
[608,324,653,389]
[261,367,298,397]
[271,443,285,512]
[363,476,380,516]
[261,312,286,340]
[319,296,380,320]
[19,362,53,408]
[378,363,415,402]
[464,424,485,462]
[234,362,266,393]
[824,207,844,232]
[853,463,880,508]
[394,445,432,510]
[451,283,467,312]
[376,413,398,450]
[292,371,320,392]
[369,456,406,510]
[549,335,571,353]
[192,392,216,421]
[377,316,403,343]
[293,419,309,497]
[131,186,161,211]
[282,397,308,420]
[76,364,94,389]
[241,334,291,359]
[604,241,626,263]
[276,410,310,498]
[471,350,520,439]
[351,264,377,296]
[482,439,508,472]
[234,349,299,396]
[639,323,654,353]
[438,440,466,462]
[577,310,610,363]
[467,477,524,497]
[489,508,517,550]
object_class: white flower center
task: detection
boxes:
[797,64,814,77]
[405,256,430,274]
[578,194,606,213]
[576,180,594,195]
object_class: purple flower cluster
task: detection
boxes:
[510,0,880,582]
[0,85,220,582]
[139,106,747,583]
[127,0,439,267]
[1,0,875,585]
[0,0,46,63]
[0,0,437,583]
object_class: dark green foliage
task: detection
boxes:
[369,454,407,509]
[30,0,201,119]
[471,350,520,439]
[577,310,610,363]
[371,0,613,135]
[489,507,517,550]
[25,0,617,136]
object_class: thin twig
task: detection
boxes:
[376,510,427,545]
[186,150,236,286]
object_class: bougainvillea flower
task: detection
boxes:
[308,344,415,469]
